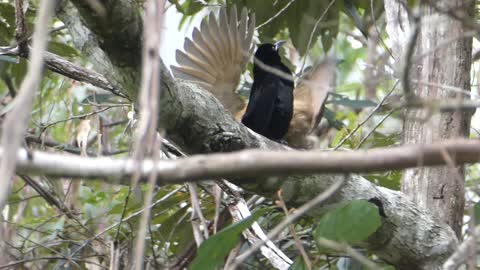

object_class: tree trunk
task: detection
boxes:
[385,0,473,238]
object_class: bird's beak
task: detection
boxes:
[274,40,286,51]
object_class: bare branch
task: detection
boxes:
[0,48,129,99]
[132,0,165,268]
[43,52,129,99]
[6,139,480,182]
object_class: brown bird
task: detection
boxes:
[171,6,336,149]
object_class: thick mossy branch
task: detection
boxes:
[69,0,143,67]
[56,0,141,99]
[55,1,457,269]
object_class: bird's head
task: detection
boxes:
[254,40,286,65]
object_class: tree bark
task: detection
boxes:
[385,0,473,238]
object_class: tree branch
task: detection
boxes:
[8,139,480,183]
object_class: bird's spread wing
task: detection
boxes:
[286,58,336,148]
[171,6,255,115]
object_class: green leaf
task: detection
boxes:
[173,0,206,16]
[364,170,402,191]
[329,96,377,109]
[11,58,27,87]
[0,3,16,28]
[81,93,117,104]
[343,0,367,38]
[323,107,344,130]
[0,20,13,45]
[289,256,308,270]
[364,132,400,148]
[48,41,79,58]
[188,209,268,270]
[0,55,19,64]
[475,202,480,225]
[313,200,382,253]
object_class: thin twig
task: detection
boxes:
[134,136,161,270]
[256,0,296,29]
[401,12,420,101]
[132,0,165,268]
[300,0,337,73]
[70,186,184,258]
[187,182,209,241]
[277,190,312,270]
[316,238,380,269]
[334,80,399,150]
[355,109,395,149]
[229,176,345,269]
[39,106,115,131]
[0,48,130,99]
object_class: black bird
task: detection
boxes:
[241,42,294,141]
[171,6,336,148]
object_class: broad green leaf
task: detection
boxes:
[313,200,382,253]
[188,209,268,270]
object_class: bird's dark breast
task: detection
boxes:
[242,44,294,142]
[266,83,293,140]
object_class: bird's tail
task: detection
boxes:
[286,58,337,148]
